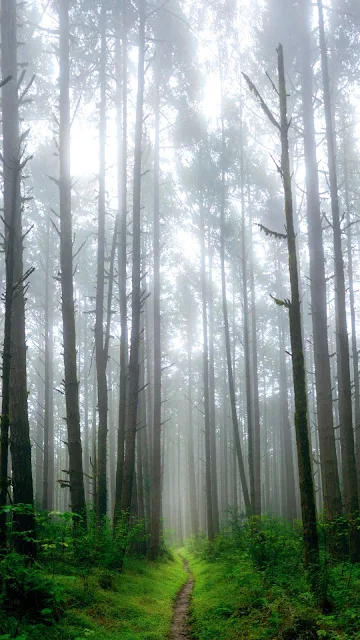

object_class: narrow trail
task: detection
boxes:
[170,556,194,639]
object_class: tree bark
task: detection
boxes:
[278,267,297,522]
[120,0,145,535]
[241,186,255,514]
[277,44,319,573]
[343,133,360,500]
[317,0,360,561]
[58,0,86,522]
[300,0,342,521]
[43,219,54,511]
[1,0,36,555]
[199,195,214,540]
[186,307,199,536]
[149,63,162,558]
[248,194,261,515]
[114,0,128,524]
[219,78,251,516]
[95,2,108,522]
[208,235,220,533]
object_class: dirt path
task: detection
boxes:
[170,556,194,639]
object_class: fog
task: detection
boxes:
[1,0,360,561]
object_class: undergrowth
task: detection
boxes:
[0,505,186,640]
[185,514,360,640]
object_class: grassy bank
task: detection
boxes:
[0,552,187,640]
[182,518,360,640]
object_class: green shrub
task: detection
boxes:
[0,552,65,631]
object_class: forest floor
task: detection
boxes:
[4,552,188,640]
[4,538,360,639]
[182,543,360,640]
[170,555,194,639]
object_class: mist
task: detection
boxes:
[1,0,360,638]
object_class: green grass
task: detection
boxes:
[182,546,360,640]
[182,547,315,640]
[14,552,187,640]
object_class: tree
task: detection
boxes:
[114,0,128,525]
[58,0,86,522]
[199,188,214,540]
[219,74,251,516]
[243,44,320,581]
[95,2,108,522]
[149,46,162,559]
[120,0,145,531]
[299,0,342,522]
[317,0,360,561]
[42,219,54,511]
[0,0,36,556]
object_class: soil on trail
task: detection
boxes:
[170,556,194,639]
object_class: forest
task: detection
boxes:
[1,0,360,638]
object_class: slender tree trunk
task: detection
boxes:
[177,431,183,545]
[187,319,199,535]
[199,195,214,540]
[317,0,360,561]
[58,0,86,522]
[83,299,90,504]
[114,0,128,523]
[300,0,342,521]
[36,373,44,506]
[241,188,255,513]
[137,331,146,554]
[96,2,108,522]
[1,0,36,555]
[149,64,162,558]
[248,195,261,515]
[43,220,54,511]
[243,43,320,576]
[219,78,251,515]
[0,121,17,548]
[92,366,97,511]
[343,138,360,497]
[145,286,153,473]
[278,44,319,573]
[208,236,220,534]
[278,271,297,522]
[120,0,145,534]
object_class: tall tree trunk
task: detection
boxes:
[149,63,162,558]
[136,329,147,554]
[0,94,17,547]
[219,77,251,515]
[58,0,86,522]
[344,148,360,493]
[241,187,255,513]
[36,373,44,506]
[177,430,183,545]
[317,0,360,561]
[300,0,342,521]
[243,43,320,577]
[343,137,360,497]
[114,0,128,524]
[95,3,108,522]
[277,44,319,573]
[208,236,220,534]
[278,270,297,522]
[92,366,97,511]
[1,0,36,555]
[43,219,54,511]
[199,195,214,540]
[248,195,261,515]
[120,0,145,534]
[187,316,199,535]
[83,298,90,504]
